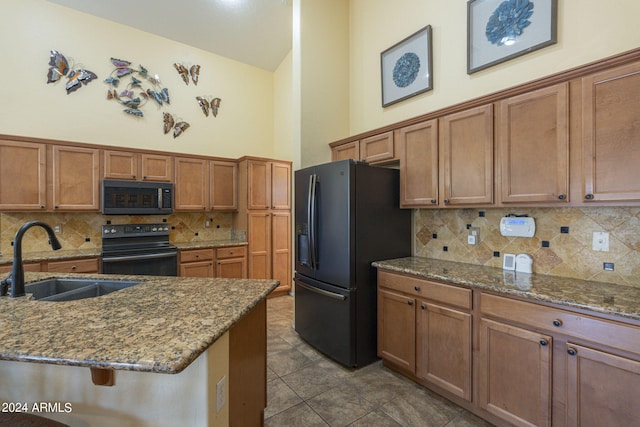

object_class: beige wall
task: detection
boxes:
[1,0,275,159]
[348,0,640,135]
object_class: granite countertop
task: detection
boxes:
[373,257,640,322]
[173,239,248,250]
[0,272,278,373]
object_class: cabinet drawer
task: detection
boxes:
[216,246,246,259]
[480,292,640,355]
[46,258,99,273]
[378,270,472,310]
[179,249,214,263]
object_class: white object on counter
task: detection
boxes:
[515,253,533,273]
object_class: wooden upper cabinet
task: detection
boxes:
[360,131,395,164]
[271,162,291,210]
[398,119,439,208]
[210,160,238,210]
[52,145,100,211]
[174,156,209,211]
[581,61,640,203]
[104,150,173,182]
[440,104,494,206]
[246,160,291,210]
[331,141,360,162]
[0,139,47,210]
[498,83,570,204]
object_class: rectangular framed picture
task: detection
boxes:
[381,25,433,107]
[467,0,557,74]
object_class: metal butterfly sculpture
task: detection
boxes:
[47,50,97,94]
[104,57,170,117]
[174,64,200,85]
[163,113,190,138]
[196,96,222,117]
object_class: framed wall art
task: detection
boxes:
[381,25,433,107]
[467,0,557,74]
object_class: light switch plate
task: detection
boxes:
[216,375,226,413]
[592,231,609,252]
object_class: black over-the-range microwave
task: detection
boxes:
[102,179,173,215]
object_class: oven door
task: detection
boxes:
[102,251,178,276]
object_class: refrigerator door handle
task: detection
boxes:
[296,280,346,301]
[308,173,318,269]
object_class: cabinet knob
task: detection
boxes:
[553,319,563,327]
[430,199,436,204]
[585,194,594,200]
[558,194,566,200]
[407,300,414,306]
[40,205,45,209]
[71,265,77,270]
[54,205,59,209]
[444,199,450,204]
[567,348,577,356]
[540,339,548,346]
[414,286,420,291]
[132,175,136,179]
[420,304,426,310]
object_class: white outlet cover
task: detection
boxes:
[592,231,610,252]
[216,375,226,413]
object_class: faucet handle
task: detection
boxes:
[0,274,11,296]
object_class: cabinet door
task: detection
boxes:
[360,131,395,164]
[180,261,215,278]
[175,157,209,211]
[416,302,472,401]
[478,318,552,427]
[377,288,416,373]
[398,119,438,207]
[271,211,291,293]
[52,145,100,211]
[581,62,640,202]
[216,258,247,278]
[247,212,271,279]
[141,154,173,182]
[271,162,291,210]
[565,343,640,427]
[498,83,569,204]
[0,139,47,210]
[331,141,360,162]
[103,150,138,180]
[440,105,493,206]
[210,160,237,210]
[247,160,271,210]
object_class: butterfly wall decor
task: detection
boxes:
[104,57,170,117]
[47,50,97,94]
[174,64,200,85]
[196,96,222,117]
[163,112,190,138]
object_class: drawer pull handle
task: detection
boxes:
[430,199,436,204]
[407,300,414,306]
[558,194,566,200]
[540,339,548,346]
[553,319,563,327]
[567,348,577,356]
[71,265,77,270]
[414,286,420,291]
[585,193,594,200]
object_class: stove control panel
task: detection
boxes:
[102,223,170,238]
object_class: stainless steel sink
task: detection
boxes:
[25,278,140,302]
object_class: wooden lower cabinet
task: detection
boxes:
[179,246,247,279]
[216,246,247,278]
[0,263,41,274]
[378,270,640,427]
[179,248,215,277]
[478,318,552,427]
[565,343,640,427]
[45,257,100,273]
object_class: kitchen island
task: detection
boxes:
[0,272,278,427]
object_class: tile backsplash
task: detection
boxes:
[414,207,640,288]
[0,212,236,257]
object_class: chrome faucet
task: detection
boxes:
[0,221,62,298]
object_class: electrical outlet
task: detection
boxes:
[592,231,609,252]
[216,375,226,413]
[53,224,62,234]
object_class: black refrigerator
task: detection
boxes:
[294,159,411,368]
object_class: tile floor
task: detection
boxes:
[265,295,494,427]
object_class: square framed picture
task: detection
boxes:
[381,25,433,107]
[467,0,557,74]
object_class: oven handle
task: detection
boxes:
[295,280,346,301]
[102,252,177,262]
